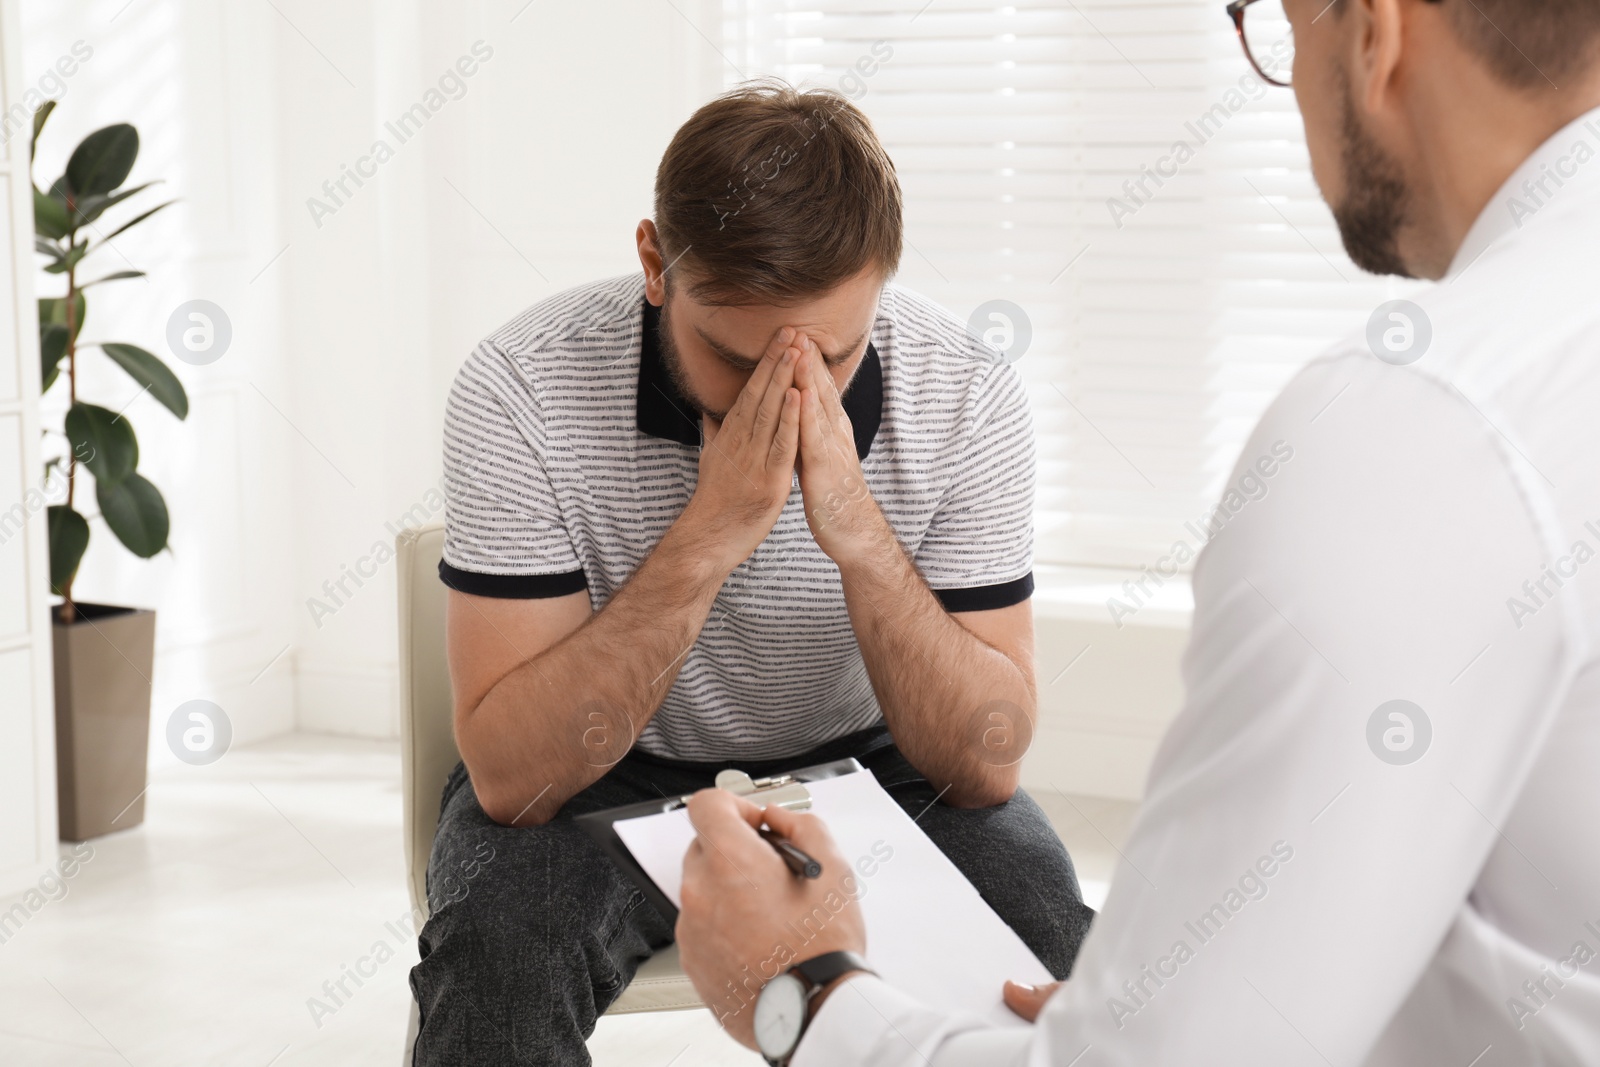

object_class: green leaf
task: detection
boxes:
[47,505,90,594]
[64,124,139,198]
[43,240,87,274]
[40,292,87,342]
[31,100,56,164]
[34,187,70,239]
[40,322,68,390]
[65,401,138,484]
[95,200,176,245]
[80,270,145,288]
[99,343,188,420]
[97,471,168,557]
[72,180,160,228]
[35,234,62,258]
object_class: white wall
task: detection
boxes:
[275,0,725,737]
[1023,574,1194,801]
[0,0,59,895]
[16,0,727,751]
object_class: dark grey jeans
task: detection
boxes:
[409,726,1095,1066]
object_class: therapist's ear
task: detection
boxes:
[1003,979,1061,1023]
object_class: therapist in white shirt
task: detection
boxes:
[674,0,1600,1064]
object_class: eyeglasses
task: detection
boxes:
[1226,0,1296,87]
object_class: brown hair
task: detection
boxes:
[653,79,902,306]
[1426,0,1600,88]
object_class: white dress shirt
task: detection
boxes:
[795,108,1600,1067]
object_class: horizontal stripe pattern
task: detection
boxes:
[442,273,1035,761]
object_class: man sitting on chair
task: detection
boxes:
[407,82,1095,1066]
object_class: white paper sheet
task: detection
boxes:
[612,768,1052,1027]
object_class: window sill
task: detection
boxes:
[1032,565,1194,631]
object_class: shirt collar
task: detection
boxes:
[636,298,883,461]
[1448,105,1600,279]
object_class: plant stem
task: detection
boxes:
[61,254,77,625]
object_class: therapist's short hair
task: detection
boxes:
[1433,0,1600,89]
[653,80,902,306]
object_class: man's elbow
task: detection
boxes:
[482,798,555,828]
[457,725,558,826]
[473,778,558,827]
[941,765,1022,809]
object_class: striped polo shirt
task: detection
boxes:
[440,273,1035,762]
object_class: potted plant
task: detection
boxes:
[32,101,185,841]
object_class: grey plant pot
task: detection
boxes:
[51,602,155,842]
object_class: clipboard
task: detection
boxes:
[575,757,864,923]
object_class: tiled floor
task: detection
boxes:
[0,735,1135,1066]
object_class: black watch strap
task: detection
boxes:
[765,951,875,1067]
[793,949,874,993]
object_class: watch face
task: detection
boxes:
[754,973,807,1060]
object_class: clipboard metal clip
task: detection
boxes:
[714,769,812,812]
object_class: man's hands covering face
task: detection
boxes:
[683,324,888,574]
[791,334,889,568]
[684,327,802,575]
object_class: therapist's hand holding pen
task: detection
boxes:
[676,788,867,1050]
[759,826,823,879]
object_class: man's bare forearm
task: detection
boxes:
[787,337,1034,806]
[458,515,730,826]
[836,511,1036,808]
[459,328,804,826]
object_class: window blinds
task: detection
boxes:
[721,0,1409,568]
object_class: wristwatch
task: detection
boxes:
[754,950,874,1065]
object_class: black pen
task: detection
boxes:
[759,827,823,879]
